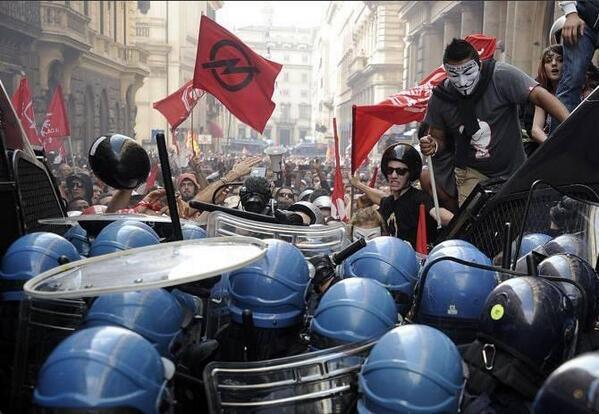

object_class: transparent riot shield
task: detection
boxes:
[203,339,375,413]
[511,181,599,269]
[206,211,347,257]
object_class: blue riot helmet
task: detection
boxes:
[310,278,397,349]
[429,239,477,256]
[63,225,91,257]
[542,233,587,258]
[182,223,207,240]
[90,220,160,256]
[341,236,419,315]
[533,352,599,414]
[479,277,577,375]
[34,326,172,414]
[512,233,553,259]
[414,244,498,344]
[227,239,310,329]
[0,232,80,301]
[358,325,464,414]
[83,289,184,357]
[537,254,599,331]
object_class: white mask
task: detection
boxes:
[352,226,382,241]
[444,59,481,96]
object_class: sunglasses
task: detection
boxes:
[386,167,409,176]
[69,181,84,189]
[278,192,294,199]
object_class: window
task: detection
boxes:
[283,72,289,82]
[284,55,290,62]
[264,128,272,139]
[238,126,246,139]
[299,104,311,119]
[280,89,289,97]
[299,129,308,140]
[302,54,308,63]
[301,73,308,83]
[281,104,291,119]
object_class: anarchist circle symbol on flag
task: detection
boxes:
[201,39,260,92]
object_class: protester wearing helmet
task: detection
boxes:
[365,143,439,248]
[34,326,174,414]
[358,325,465,414]
[217,239,311,361]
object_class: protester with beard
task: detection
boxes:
[420,39,569,205]
[176,173,201,202]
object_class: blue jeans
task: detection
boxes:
[556,25,599,112]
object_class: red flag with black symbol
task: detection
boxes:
[331,118,348,222]
[153,80,205,131]
[351,34,497,173]
[40,84,70,155]
[11,76,42,147]
[416,203,428,254]
[193,15,282,133]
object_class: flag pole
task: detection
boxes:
[68,136,75,168]
[427,155,442,229]
[350,105,357,220]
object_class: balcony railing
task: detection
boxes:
[40,2,89,47]
[0,1,41,29]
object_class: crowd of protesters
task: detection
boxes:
[48,8,599,249]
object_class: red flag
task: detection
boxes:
[153,80,205,131]
[146,162,159,190]
[351,34,497,173]
[368,166,379,188]
[193,15,282,133]
[331,118,348,222]
[416,203,428,254]
[11,76,42,146]
[40,84,70,154]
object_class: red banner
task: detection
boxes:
[40,84,70,154]
[331,118,347,222]
[11,76,42,146]
[153,80,205,131]
[193,15,282,133]
[351,34,497,173]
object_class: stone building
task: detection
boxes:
[399,1,560,88]
[133,1,224,147]
[0,1,150,155]
[313,1,406,154]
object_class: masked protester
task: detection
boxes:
[420,38,569,205]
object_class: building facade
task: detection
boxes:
[0,1,150,155]
[399,1,560,88]
[133,0,224,148]
[313,1,406,156]
[232,10,315,148]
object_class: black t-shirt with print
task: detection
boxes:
[379,187,437,247]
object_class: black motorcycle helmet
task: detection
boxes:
[533,352,599,413]
[380,143,422,181]
[538,254,599,331]
[542,234,587,258]
[287,201,324,225]
[89,134,151,189]
[479,277,577,376]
